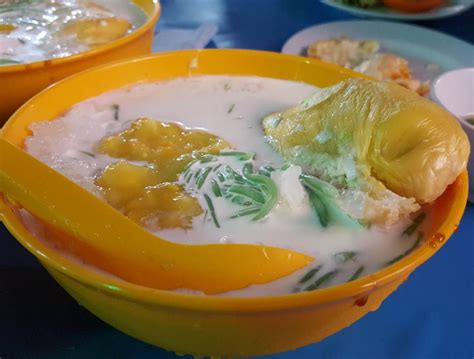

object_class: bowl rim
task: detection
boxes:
[0,0,161,74]
[0,49,468,312]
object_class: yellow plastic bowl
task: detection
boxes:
[0,0,160,125]
[0,50,468,357]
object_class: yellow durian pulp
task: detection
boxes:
[95,118,230,230]
[263,78,469,209]
[61,17,131,46]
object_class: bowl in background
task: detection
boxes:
[0,0,161,125]
[0,50,468,357]
[432,67,474,202]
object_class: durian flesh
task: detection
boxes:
[262,78,469,224]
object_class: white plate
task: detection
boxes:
[282,21,474,84]
[320,0,473,21]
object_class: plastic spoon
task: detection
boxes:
[0,139,312,294]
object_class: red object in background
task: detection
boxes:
[383,0,444,13]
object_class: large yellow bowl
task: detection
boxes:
[0,50,468,357]
[0,0,160,124]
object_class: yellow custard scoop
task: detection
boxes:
[0,139,312,294]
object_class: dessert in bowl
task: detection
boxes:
[0,0,160,123]
[0,50,469,356]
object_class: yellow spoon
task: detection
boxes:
[0,139,312,294]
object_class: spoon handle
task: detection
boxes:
[0,138,312,294]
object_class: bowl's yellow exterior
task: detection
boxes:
[0,0,160,124]
[0,50,468,357]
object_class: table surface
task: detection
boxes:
[1,1,473,358]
